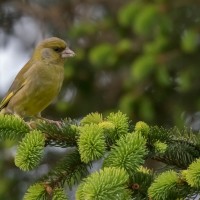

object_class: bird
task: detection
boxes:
[0,37,75,119]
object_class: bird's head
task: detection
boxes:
[32,37,75,64]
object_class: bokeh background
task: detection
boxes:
[1,0,200,199]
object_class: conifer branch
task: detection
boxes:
[41,149,89,188]
[129,166,154,199]
[103,132,147,175]
[24,183,70,200]
[148,170,179,199]
[52,187,68,200]
[153,140,200,169]
[135,122,200,169]
[2,112,200,199]
[15,130,45,171]
[147,169,196,200]
[78,123,106,163]
[35,119,79,147]
[76,167,131,200]
[0,114,30,140]
[23,183,47,200]
[80,112,103,125]
[106,111,129,143]
[185,159,200,188]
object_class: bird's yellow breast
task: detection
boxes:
[7,62,64,117]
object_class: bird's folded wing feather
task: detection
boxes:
[0,60,32,110]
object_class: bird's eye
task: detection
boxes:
[54,47,61,52]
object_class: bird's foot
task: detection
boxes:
[37,117,62,128]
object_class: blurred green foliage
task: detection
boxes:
[51,0,200,127]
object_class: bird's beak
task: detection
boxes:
[61,47,75,58]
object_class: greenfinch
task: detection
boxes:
[0,37,75,118]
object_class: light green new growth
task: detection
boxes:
[78,124,105,163]
[98,121,115,131]
[103,132,147,174]
[0,114,30,140]
[15,130,45,171]
[154,141,168,154]
[106,111,129,139]
[148,170,179,200]
[24,183,46,200]
[137,166,152,174]
[52,187,68,200]
[185,158,200,188]
[80,112,103,125]
[135,121,150,133]
[76,167,131,200]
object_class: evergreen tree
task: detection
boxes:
[1,112,200,199]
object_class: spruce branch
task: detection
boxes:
[0,114,30,140]
[80,111,130,146]
[78,123,106,163]
[155,140,200,169]
[185,158,200,188]
[23,182,68,200]
[36,118,79,147]
[140,125,172,146]
[153,141,168,154]
[135,121,150,133]
[80,112,103,125]
[24,183,69,200]
[23,183,47,200]
[147,169,195,200]
[42,149,89,188]
[52,187,68,200]
[15,130,45,171]
[148,170,179,199]
[172,127,200,147]
[106,111,129,141]
[98,121,115,130]
[136,123,200,168]
[76,167,131,200]
[3,112,200,199]
[129,166,154,199]
[103,132,147,175]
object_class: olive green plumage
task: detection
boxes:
[0,37,75,117]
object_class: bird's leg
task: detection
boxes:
[34,113,62,128]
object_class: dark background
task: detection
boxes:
[0,0,200,199]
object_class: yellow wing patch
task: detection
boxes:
[0,80,27,110]
[0,92,14,110]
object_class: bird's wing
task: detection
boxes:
[0,60,32,110]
